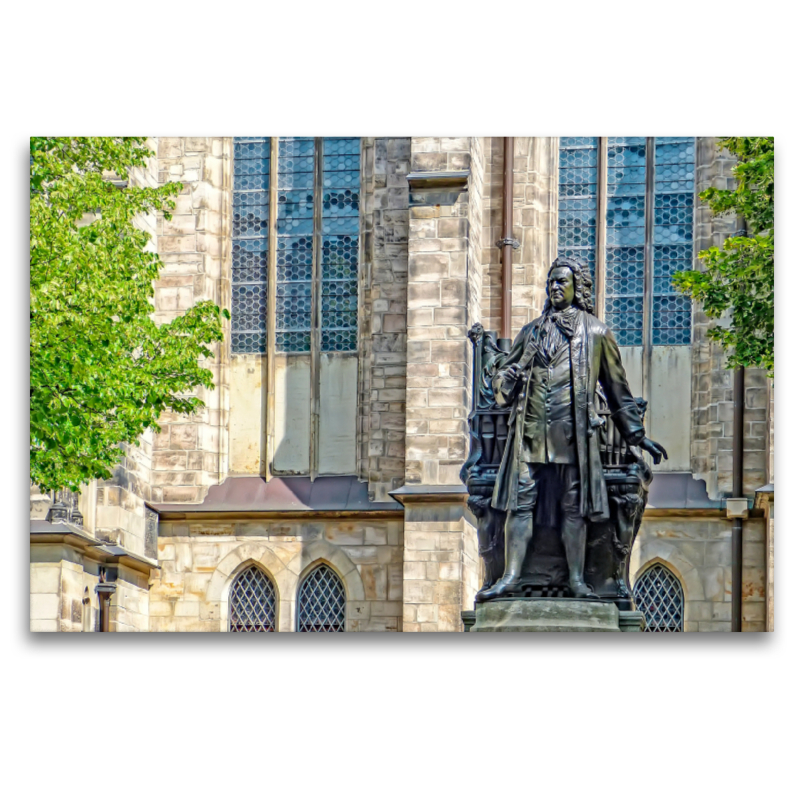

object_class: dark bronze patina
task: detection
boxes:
[461,256,668,608]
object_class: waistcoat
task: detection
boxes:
[521,339,576,464]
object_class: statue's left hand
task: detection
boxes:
[641,438,668,464]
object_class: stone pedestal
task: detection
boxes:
[470,598,643,632]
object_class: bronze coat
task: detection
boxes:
[490,310,646,520]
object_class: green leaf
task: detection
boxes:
[672,137,774,375]
[30,137,226,493]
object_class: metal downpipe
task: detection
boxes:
[500,137,514,340]
[731,216,747,633]
[732,365,745,632]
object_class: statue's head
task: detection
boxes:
[544,256,594,314]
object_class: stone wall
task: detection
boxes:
[150,137,233,503]
[405,137,472,487]
[479,137,558,339]
[89,142,161,556]
[70,137,237,554]
[511,137,559,334]
[632,515,766,632]
[691,138,769,499]
[398,138,482,631]
[30,545,150,632]
[467,137,486,336]
[30,558,81,632]
[401,502,479,632]
[150,517,404,632]
[359,138,412,502]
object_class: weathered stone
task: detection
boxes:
[472,599,622,632]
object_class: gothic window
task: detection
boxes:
[557,137,694,347]
[633,563,684,632]
[232,137,270,354]
[652,138,694,345]
[296,564,346,632]
[231,137,361,477]
[276,137,314,353]
[605,137,647,345]
[558,137,598,284]
[229,565,277,632]
[231,136,360,355]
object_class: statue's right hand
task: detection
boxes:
[500,365,523,386]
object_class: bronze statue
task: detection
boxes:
[462,257,667,606]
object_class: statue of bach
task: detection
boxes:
[477,257,668,601]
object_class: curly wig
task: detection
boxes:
[543,256,595,314]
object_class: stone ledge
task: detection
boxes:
[390,484,468,506]
[407,171,470,191]
[471,598,623,632]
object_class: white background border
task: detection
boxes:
[4,2,795,798]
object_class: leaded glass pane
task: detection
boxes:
[605,137,646,345]
[229,565,277,632]
[321,137,359,352]
[297,565,346,632]
[634,564,684,633]
[557,137,597,287]
[653,137,693,345]
[276,138,314,351]
[232,137,270,354]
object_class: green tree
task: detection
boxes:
[673,136,774,374]
[30,137,229,493]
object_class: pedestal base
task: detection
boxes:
[471,598,643,632]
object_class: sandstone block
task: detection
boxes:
[161,486,203,503]
[185,137,209,153]
[404,580,435,603]
[409,253,449,282]
[30,566,60,595]
[438,217,467,239]
[408,283,440,309]
[30,619,59,632]
[430,340,467,364]
[407,341,431,363]
[30,594,60,619]
[174,601,200,618]
[441,279,467,306]
[440,138,469,152]
[411,152,447,171]
[382,314,406,332]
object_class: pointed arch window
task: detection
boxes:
[229,565,277,632]
[634,563,684,633]
[297,564,346,632]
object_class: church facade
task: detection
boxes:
[29,136,774,633]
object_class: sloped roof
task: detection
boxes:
[148,475,402,516]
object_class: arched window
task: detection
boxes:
[634,563,684,633]
[297,564,346,632]
[229,565,277,632]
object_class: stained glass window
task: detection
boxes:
[229,565,277,632]
[653,137,694,345]
[605,137,646,346]
[276,137,315,353]
[557,136,694,348]
[231,137,360,355]
[557,137,598,287]
[275,137,360,353]
[232,137,270,354]
[633,563,684,632]
[321,138,360,352]
[296,564,346,632]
